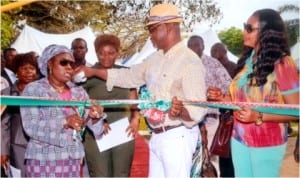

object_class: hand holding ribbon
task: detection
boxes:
[64,114,84,131]
[168,96,183,118]
[88,100,104,122]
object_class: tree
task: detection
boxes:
[218,27,243,57]
[105,0,222,57]
[15,1,112,33]
[1,0,20,48]
[1,13,15,49]
[1,0,222,58]
[278,4,299,46]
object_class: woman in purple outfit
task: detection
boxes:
[20,44,105,177]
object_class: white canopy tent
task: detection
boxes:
[11,25,98,65]
[121,26,238,66]
[12,25,240,67]
[120,38,156,66]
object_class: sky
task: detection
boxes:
[207,0,299,31]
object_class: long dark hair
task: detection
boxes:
[235,9,290,86]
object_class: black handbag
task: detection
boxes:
[210,110,233,158]
[201,145,218,178]
[191,139,218,178]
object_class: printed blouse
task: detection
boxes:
[230,51,299,147]
[20,78,102,160]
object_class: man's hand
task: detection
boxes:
[74,66,108,80]
[74,66,94,78]
[169,96,183,118]
[102,122,111,135]
[126,116,139,137]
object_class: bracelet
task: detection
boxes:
[255,112,263,126]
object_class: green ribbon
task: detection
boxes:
[1,95,299,116]
[1,95,143,107]
[138,87,171,111]
[184,101,299,117]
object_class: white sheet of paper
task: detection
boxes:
[96,117,134,152]
[9,165,21,178]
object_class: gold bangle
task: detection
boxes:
[255,112,263,126]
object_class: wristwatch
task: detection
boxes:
[255,112,263,126]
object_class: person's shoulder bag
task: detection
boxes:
[210,109,233,158]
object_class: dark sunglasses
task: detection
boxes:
[59,59,75,68]
[243,23,259,33]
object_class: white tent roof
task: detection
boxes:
[11,25,97,65]
[120,38,156,66]
[122,27,238,66]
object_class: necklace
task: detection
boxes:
[50,83,67,93]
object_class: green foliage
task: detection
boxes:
[17,1,111,33]
[103,0,223,56]
[1,13,15,49]
[287,20,299,46]
[218,27,243,57]
[278,4,299,14]
[1,0,19,49]
[278,4,299,46]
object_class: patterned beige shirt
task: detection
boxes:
[201,54,232,116]
[107,41,207,128]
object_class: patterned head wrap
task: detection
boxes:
[38,44,74,76]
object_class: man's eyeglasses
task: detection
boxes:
[243,23,259,33]
[59,59,75,68]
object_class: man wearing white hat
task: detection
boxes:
[77,3,207,177]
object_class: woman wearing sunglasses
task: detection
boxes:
[207,9,299,177]
[20,44,105,177]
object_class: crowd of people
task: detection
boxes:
[1,3,299,178]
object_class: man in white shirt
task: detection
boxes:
[77,3,207,178]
